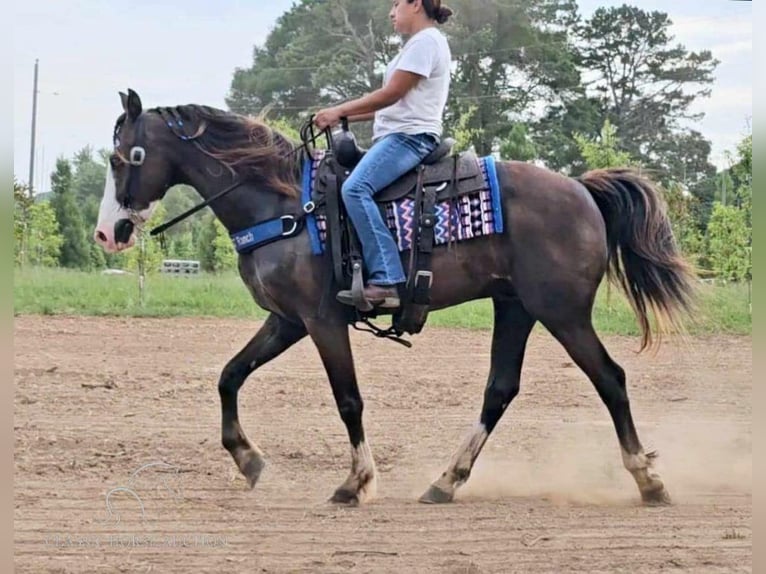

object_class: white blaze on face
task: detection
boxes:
[93,163,158,252]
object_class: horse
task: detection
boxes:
[94,89,694,506]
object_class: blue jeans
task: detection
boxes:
[341,132,438,286]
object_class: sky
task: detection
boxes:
[13,0,752,194]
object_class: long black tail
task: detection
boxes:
[578,168,695,350]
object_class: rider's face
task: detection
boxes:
[390,0,420,35]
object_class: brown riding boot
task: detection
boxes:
[336,284,401,309]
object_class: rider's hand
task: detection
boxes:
[314,106,343,130]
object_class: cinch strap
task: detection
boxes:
[230,215,302,253]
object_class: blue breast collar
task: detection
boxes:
[229,155,319,254]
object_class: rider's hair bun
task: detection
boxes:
[434,4,454,24]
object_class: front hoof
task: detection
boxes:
[241,453,266,489]
[330,487,360,507]
[419,484,454,504]
[641,486,672,506]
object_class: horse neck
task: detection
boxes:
[177,147,301,233]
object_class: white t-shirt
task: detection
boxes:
[373,27,452,141]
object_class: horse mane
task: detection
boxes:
[149,104,301,198]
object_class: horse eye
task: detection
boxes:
[109,154,120,169]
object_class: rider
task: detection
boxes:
[313,0,453,310]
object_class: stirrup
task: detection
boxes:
[350,260,373,312]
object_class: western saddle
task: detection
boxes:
[310,121,485,344]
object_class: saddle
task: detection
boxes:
[311,127,485,340]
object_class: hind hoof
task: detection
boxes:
[242,454,265,489]
[419,485,454,504]
[329,487,360,507]
[641,486,671,506]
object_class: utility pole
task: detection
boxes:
[28,59,39,196]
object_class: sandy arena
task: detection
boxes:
[14,316,751,573]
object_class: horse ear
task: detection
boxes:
[119,91,129,112]
[126,89,142,121]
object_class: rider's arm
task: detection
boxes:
[336,70,422,118]
[348,113,375,122]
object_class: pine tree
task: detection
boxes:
[50,158,90,269]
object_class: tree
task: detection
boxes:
[228,0,581,154]
[50,158,90,269]
[450,105,480,153]
[210,219,238,273]
[534,6,719,180]
[169,233,195,259]
[576,6,718,177]
[532,94,605,173]
[122,202,168,274]
[14,180,33,267]
[499,123,537,162]
[706,203,750,282]
[228,0,392,138]
[643,129,717,229]
[662,181,704,263]
[574,119,633,169]
[444,0,581,155]
[71,147,108,229]
[727,132,752,214]
[27,201,63,267]
[197,214,237,273]
[196,215,217,272]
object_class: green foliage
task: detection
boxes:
[169,233,195,259]
[499,123,537,162]
[228,0,580,154]
[662,182,704,264]
[121,203,169,274]
[198,215,237,273]
[211,219,238,273]
[451,105,480,153]
[71,146,108,227]
[700,133,751,280]
[727,133,752,215]
[706,204,751,282]
[648,130,717,229]
[577,6,717,157]
[13,180,33,267]
[50,158,90,269]
[444,0,580,155]
[535,5,718,187]
[26,201,62,267]
[228,0,391,119]
[89,241,107,270]
[532,95,605,174]
[574,119,633,169]
[263,116,303,142]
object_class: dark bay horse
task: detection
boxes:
[94,89,694,506]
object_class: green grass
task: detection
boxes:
[14,267,751,335]
[13,267,269,319]
[429,281,751,336]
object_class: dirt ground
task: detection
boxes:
[14,315,751,573]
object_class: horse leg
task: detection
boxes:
[303,316,376,506]
[420,298,536,503]
[219,312,307,488]
[543,318,670,505]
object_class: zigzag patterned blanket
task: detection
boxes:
[301,151,504,255]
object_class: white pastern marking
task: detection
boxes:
[351,441,377,501]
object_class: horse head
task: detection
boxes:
[94,89,176,253]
